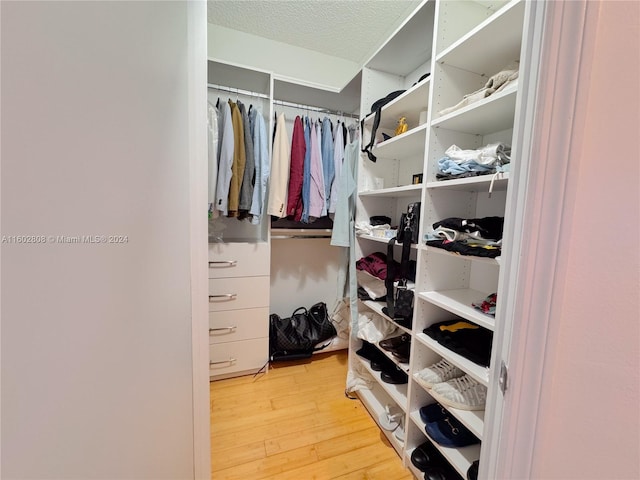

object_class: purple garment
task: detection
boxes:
[308,121,325,220]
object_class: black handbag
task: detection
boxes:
[269,302,337,361]
[384,202,420,327]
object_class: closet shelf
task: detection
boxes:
[357,386,406,455]
[359,300,412,335]
[409,410,481,478]
[270,228,332,239]
[410,385,485,440]
[431,86,517,135]
[359,184,422,198]
[415,333,490,387]
[372,124,428,160]
[426,172,509,192]
[357,233,419,250]
[358,357,408,408]
[418,289,496,331]
[436,0,525,76]
[424,245,501,266]
[363,78,430,131]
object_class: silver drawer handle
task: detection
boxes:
[210,358,236,366]
[209,293,237,301]
[209,326,237,333]
[209,260,237,267]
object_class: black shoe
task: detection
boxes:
[389,341,411,363]
[379,333,410,351]
[424,464,462,480]
[380,365,408,384]
[370,355,396,372]
[410,441,446,472]
[467,460,479,480]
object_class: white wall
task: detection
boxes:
[1,2,203,477]
[526,1,640,478]
[208,24,360,91]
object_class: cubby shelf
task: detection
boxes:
[418,289,496,331]
[409,394,485,440]
[426,172,509,192]
[372,123,428,160]
[424,245,501,267]
[409,410,481,478]
[357,385,407,455]
[415,333,491,387]
[357,357,408,408]
[363,77,431,131]
[358,184,422,198]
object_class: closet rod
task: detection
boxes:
[207,83,269,99]
[273,99,359,120]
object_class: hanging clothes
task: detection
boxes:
[308,120,325,220]
[301,117,312,223]
[329,120,344,215]
[267,112,290,218]
[249,108,269,225]
[237,101,255,219]
[321,117,335,216]
[215,99,234,217]
[207,102,219,218]
[227,100,246,217]
[286,116,306,220]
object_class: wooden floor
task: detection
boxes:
[210,350,414,480]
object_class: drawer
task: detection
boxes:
[209,307,269,344]
[208,242,270,278]
[209,338,269,378]
[208,276,269,311]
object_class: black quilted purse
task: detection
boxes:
[269,302,337,361]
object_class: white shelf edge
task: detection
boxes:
[415,333,490,386]
[435,0,524,63]
[356,234,420,250]
[358,184,422,198]
[409,410,481,478]
[426,172,509,191]
[373,123,428,150]
[418,289,496,331]
[357,357,408,409]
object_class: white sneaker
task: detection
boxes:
[393,417,405,443]
[378,404,402,431]
[414,359,464,389]
[429,374,487,411]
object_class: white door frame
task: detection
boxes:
[484,1,600,478]
[188,1,211,478]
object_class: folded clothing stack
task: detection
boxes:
[436,143,511,181]
[423,320,493,368]
[425,216,504,258]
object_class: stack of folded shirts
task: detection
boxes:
[425,216,504,258]
[423,320,493,367]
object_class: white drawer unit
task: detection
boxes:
[208,241,270,380]
[208,242,270,278]
[208,276,270,311]
[208,307,270,344]
[209,338,269,380]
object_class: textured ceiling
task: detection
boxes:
[207,0,422,65]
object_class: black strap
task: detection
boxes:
[361,108,381,163]
[385,219,414,318]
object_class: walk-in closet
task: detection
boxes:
[2,0,637,479]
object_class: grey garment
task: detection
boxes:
[249,108,270,225]
[237,101,255,213]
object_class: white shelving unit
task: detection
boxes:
[350,1,531,478]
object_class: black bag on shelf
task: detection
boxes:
[269,302,337,361]
[384,202,421,326]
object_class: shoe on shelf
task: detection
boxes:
[423,463,464,480]
[370,355,396,372]
[393,417,405,443]
[379,333,410,351]
[467,460,479,480]
[415,359,464,389]
[390,341,411,363]
[419,403,448,424]
[378,404,402,431]
[380,365,409,385]
[425,415,480,448]
[429,374,487,411]
[410,440,447,472]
